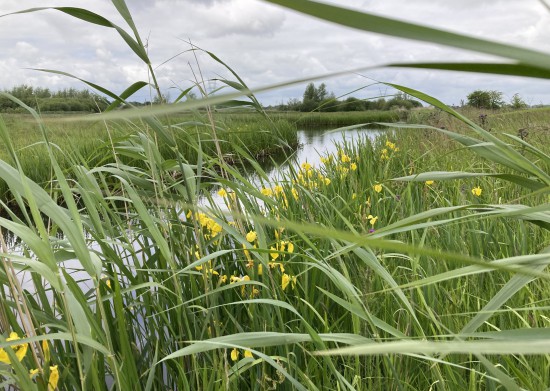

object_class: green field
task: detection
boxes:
[1,1,550,391]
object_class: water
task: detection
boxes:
[210,127,384,208]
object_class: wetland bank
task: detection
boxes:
[1,1,550,390]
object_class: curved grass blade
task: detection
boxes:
[262,0,550,70]
[393,171,548,192]
[314,339,550,356]
[105,81,150,111]
[387,62,550,79]
[1,7,149,63]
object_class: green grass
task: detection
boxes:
[0,112,298,205]
[1,104,548,390]
[1,1,550,390]
[264,110,403,128]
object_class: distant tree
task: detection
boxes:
[303,83,316,102]
[342,97,365,111]
[467,90,504,109]
[301,83,317,112]
[319,97,338,112]
[301,82,335,112]
[509,93,528,110]
[286,98,302,111]
[316,83,328,101]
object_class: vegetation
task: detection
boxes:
[1,1,550,391]
[0,113,298,203]
[278,83,422,112]
[0,85,110,113]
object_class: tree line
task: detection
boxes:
[272,83,423,112]
[0,85,110,113]
[465,90,528,110]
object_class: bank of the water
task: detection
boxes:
[0,108,410,206]
[0,113,299,204]
[258,110,403,128]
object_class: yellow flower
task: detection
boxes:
[217,188,228,197]
[244,350,253,358]
[246,231,257,243]
[269,262,285,273]
[352,193,357,200]
[49,365,59,391]
[29,368,40,377]
[324,177,331,185]
[270,247,279,260]
[0,332,28,364]
[301,162,312,171]
[282,273,291,291]
[286,242,294,253]
[101,274,112,289]
[320,155,332,164]
[257,264,263,275]
[282,274,297,291]
[208,269,219,276]
[220,275,228,283]
[373,184,383,193]
[261,187,273,197]
[425,180,434,186]
[291,187,299,200]
[43,339,50,363]
[367,215,378,226]
[230,348,239,361]
[241,275,251,295]
[350,162,357,171]
[472,186,482,196]
[340,154,351,163]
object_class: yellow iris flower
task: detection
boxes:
[0,332,28,364]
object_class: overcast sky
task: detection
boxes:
[1,0,550,106]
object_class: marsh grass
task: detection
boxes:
[266,110,402,128]
[0,1,549,390]
[0,113,298,203]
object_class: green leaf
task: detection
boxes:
[315,339,550,356]
[393,171,547,191]
[262,0,550,70]
[387,62,550,80]
[2,7,149,63]
[105,81,150,111]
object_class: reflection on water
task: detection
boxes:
[291,127,383,170]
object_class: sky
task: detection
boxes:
[1,0,550,107]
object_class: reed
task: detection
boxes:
[0,1,549,390]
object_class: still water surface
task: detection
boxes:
[210,127,384,207]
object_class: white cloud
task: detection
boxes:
[0,0,549,105]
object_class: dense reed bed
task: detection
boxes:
[265,110,402,128]
[1,1,549,390]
